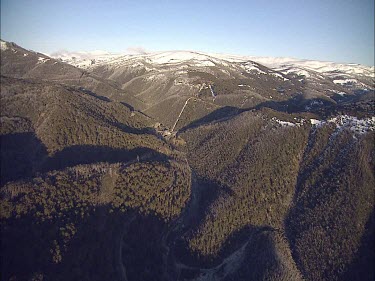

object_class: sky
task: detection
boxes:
[1,0,374,65]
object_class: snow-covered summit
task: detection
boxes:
[51,50,222,68]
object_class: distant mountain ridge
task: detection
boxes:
[48,45,374,70]
[50,46,374,81]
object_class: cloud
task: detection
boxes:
[49,49,111,59]
[49,49,70,57]
[126,46,149,55]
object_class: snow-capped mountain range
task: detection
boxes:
[50,49,374,85]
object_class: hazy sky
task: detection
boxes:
[1,0,374,65]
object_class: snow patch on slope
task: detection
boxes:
[329,116,375,134]
[310,116,375,134]
[272,117,305,127]
[270,72,289,81]
[241,62,267,74]
[0,41,8,51]
[278,67,311,78]
[310,119,325,127]
[336,92,347,96]
[333,79,357,85]
[37,57,49,64]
